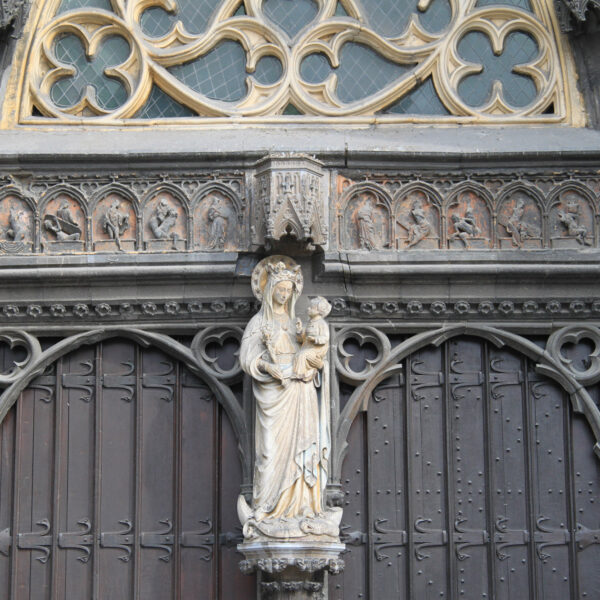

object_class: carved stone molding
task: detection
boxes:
[328,297,600,321]
[252,154,328,251]
[239,544,345,575]
[0,296,597,325]
[0,299,256,324]
[546,325,600,385]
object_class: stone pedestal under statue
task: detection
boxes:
[239,541,345,599]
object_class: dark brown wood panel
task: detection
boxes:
[330,336,600,600]
[331,413,368,600]
[0,338,246,600]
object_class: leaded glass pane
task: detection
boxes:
[335,2,349,17]
[457,30,538,108]
[51,34,130,110]
[477,0,531,10]
[300,53,331,85]
[140,7,174,38]
[301,45,411,104]
[282,103,302,115]
[359,0,415,38]
[263,0,318,38]
[381,77,449,115]
[253,56,283,86]
[57,0,111,13]
[419,0,452,33]
[168,40,248,102]
[135,85,195,118]
[141,0,222,37]
[336,43,411,103]
[359,0,451,37]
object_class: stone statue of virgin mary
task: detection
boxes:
[237,256,341,541]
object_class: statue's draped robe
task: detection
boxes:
[240,312,329,520]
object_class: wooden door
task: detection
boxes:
[333,336,600,599]
[0,338,253,600]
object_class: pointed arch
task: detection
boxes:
[334,324,600,478]
[0,327,251,479]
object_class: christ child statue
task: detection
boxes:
[293,296,332,382]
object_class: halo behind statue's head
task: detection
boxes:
[251,256,303,302]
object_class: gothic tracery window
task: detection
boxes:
[7,0,582,124]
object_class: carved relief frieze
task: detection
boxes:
[335,172,600,253]
[447,188,492,250]
[0,170,247,255]
[193,186,242,252]
[143,190,187,251]
[0,167,598,257]
[497,187,543,249]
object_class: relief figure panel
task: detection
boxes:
[143,191,187,251]
[497,189,543,249]
[394,188,441,250]
[447,190,492,249]
[549,188,595,248]
[93,193,137,252]
[0,194,33,254]
[41,192,85,253]
[341,188,390,251]
[194,191,237,252]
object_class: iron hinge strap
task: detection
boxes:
[140,519,174,562]
[58,518,93,563]
[100,519,134,562]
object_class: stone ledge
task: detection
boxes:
[0,126,599,167]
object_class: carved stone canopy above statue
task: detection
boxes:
[558,0,600,22]
[252,155,328,252]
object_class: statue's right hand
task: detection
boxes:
[264,363,284,382]
[259,360,283,382]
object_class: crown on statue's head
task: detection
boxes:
[251,255,304,301]
[266,261,302,286]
